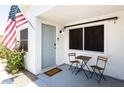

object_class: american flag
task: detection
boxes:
[2,5,28,51]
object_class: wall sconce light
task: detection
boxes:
[60,27,65,34]
[57,37,59,40]
[60,30,62,33]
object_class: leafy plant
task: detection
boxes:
[6,50,25,74]
[0,43,9,59]
[0,42,25,74]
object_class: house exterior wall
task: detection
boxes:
[19,6,124,80]
[63,10,124,80]
[17,6,56,75]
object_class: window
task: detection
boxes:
[84,25,104,52]
[69,28,83,50]
[20,28,28,51]
[69,25,104,52]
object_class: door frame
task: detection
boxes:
[41,20,57,70]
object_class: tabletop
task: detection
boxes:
[75,55,92,61]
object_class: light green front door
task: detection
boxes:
[42,23,56,68]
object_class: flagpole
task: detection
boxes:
[27,19,35,29]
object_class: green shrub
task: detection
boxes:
[0,42,25,74]
[6,50,25,74]
[0,43,9,59]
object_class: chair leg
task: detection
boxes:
[102,74,107,80]
[72,65,75,74]
[72,63,79,74]
[90,68,95,78]
[100,72,107,81]
[101,70,106,80]
[69,63,76,74]
[76,63,79,69]
[98,74,103,84]
[90,68,107,84]
[95,71,99,77]
[98,70,106,84]
[69,63,73,71]
[68,63,72,70]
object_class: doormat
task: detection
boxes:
[44,67,62,77]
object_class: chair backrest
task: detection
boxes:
[68,53,76,62]
[96,56,108,69]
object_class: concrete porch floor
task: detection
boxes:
[33,64,124,87]
[1,63,124,87]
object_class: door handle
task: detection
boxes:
[53,43,56,49]
[54,43,56,46]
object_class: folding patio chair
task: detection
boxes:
[68,53,80,73]
[90,56,108,84]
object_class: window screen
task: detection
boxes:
[20,28,28,52]
[84,25,104,52]
[69,28,83,50]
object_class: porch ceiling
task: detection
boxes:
[39,5,124,25]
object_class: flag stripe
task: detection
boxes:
[7,33,16,48]
[2,22,16,44]
[5,21,15,36]
[16,12,23,16]
[16,16,25,22]
[5,29,16,46]
[4,26,16,47]
[16,14,23,19]
[7,35,16,49]
[16,21,28,28]
[2,23,15,45]
[6,33,16,49]
[16,17,26,24]
[5,19,13,33]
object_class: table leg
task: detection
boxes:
[84,62,91,73]
[75,64,83,75]
[82,67,89,79]
[75,63,89,79]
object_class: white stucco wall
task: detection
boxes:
[63,11,124,80]
[17,6,56,75]
[16,22,36,74]
[20,6,124,80]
